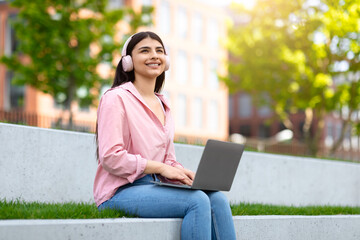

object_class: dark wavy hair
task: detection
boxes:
[96,31,167,162]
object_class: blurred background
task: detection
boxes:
[0,0,359,161]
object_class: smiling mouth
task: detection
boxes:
[146,63,161,67]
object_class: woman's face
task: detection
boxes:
[131,37,166,80]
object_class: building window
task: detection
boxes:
[258,105,271,117]
[192,12,203,43]
[257,94,272,117]
[237,94,252,118]
[177,94,187,127]
[207,100,218,131]
[258,124,271,138]
[207,18,219,47]
[161,90,172,107]
[325,121,334,147]
[165,46,172,80]
[162,90,171,103]
[343,126,351,150]
[192,55,203,87]
[239,125,251,137]
[107,0,124,9]
[335,122,342,141]
[177,6,188,39]
[6,72,24,109]
[229,95,233,119]
[79,105,90,112]
[5,14,18,56]
[208,59,219,90]
[4,15,24,110]
[142,0,152,6]
[176,50,188,85]
[159,0,171,35]
[193,97,203,128]
[165,67,171,81]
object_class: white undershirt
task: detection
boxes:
[155,95,165,114]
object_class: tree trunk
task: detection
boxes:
[312,109,326,157]
[65,76,76,130]
[330,110,353,156]
[303,108,326,157]
[282,116,294,130]
[303,108,315,155]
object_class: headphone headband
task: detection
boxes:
[121,33,136,57]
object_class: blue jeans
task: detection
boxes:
[99,175,236,240]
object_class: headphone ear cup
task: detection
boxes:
[122,55,133,72]
[164,55,170,71]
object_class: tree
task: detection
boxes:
[1,0,153,129]
[224,0,360,156]
[320,0,360,155]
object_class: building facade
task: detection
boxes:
[146,0,229,143]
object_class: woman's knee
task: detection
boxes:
[187,190,211,211]
[208,191,230,208]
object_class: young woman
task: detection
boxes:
[94,31,236,240]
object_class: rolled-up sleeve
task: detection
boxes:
[97,91,147,183]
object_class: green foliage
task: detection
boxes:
[356,122,360,135]
[225,0,360,156]
[1,0,153,110]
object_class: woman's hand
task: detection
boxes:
[159,164,195,186]
[144,160,195,186]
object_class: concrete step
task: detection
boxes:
[1,215,360,240]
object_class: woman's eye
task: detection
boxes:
[141,50,148,53]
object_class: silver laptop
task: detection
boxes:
[151,139,244,191]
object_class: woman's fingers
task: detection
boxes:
[185,169,195,180]
[178,169,195,186]
[159,165,194,186]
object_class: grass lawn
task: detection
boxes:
[230,202,360,216]
[1,200,359,219]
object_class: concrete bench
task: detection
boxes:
[1,123,360,239]
[1,122,359,206]
[1,216,360,240]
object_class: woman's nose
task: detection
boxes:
[150,50,159,59]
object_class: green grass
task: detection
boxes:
[1,200,359,219]
[0,200,127,219]
[230,202,360,216]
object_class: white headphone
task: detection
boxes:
[121,33,170,72]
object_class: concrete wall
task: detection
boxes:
[1,123,360,206]
[1,215,360,240]
[0,123,97,203]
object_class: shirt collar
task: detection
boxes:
[120,81,171,111]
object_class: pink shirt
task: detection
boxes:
[93,81,182,207]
